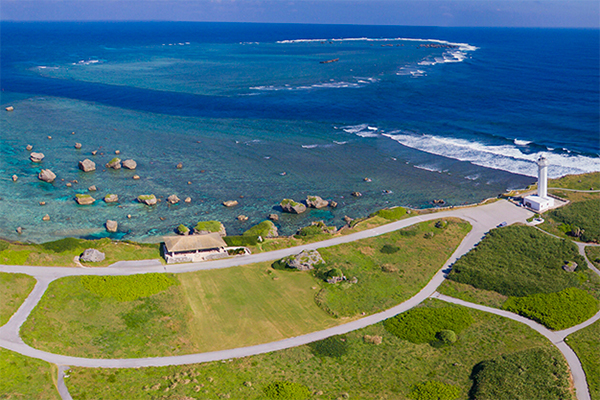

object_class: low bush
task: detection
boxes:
[81,273,179,302]
[409,381,460,400]
[436,330,457,344]
[549,199,600,242]
[380,244,399,254]
[295,221,335,237]
[0,241,9,252]
[40,237,86,253]
[502,287,598,330]
[263,381,311,400]
[435,220,449,229]
[371,207,407,221]
[309,335,349,358]
[447,225,586,297]
[469,347,571,400]
[223,235,258,247]
[326,268,344,279]
[384,305,473,344]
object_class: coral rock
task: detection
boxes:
[122,159,137,170]
[79,159,96,172]
[223,200,239,207]
[30,152,45,162]
[105,220,118,233]
[38,169,56,182]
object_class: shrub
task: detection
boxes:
[81,273,178,301]
[423,232,434,239]
[502,287,598,330]
[435,220,448,229]
[372,207,407,221]
[384,306,473,344]
[398,228,418,237]
[263,381,311,400]
[436,329,457,344]
[408,381,460,400]
[194,220,223,233]
[40,238,86,253]
[380,244,399,254]
[326,268,344,279]
[447,225,586,297]
[296,224,324,237]
[0,241,9,252]
[470,347,571,400]
[223,235,258,246]
[381,264,399,273]
[244,220,276,237]
[549,199,600,242]
[309,335,349,358]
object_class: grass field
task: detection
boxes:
[539,198,600,243]
[567,320,600,400]
[64,301,568,400]
[0,238,162,267]
[586,246,600,269]
[437,280,508,309]
[20,219,469,358]
[0,348,61,400]
[548,172,600,191]
[0,272,36,326]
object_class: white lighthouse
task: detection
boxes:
[523,155,554,212]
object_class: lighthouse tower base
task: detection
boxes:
[523,195,554,212]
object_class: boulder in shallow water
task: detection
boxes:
[176,162,183,169]
[88,185,97,192]
[30,152,45,162]
[42,214,50,221]
[74,142,82,149]
[184,197,192,203]
[104,194,118,203]
[106,157,122,169]
[137,194,157,205]
[80,248,105,262]
[268,213,279,221]
[26,144,33,151]
[122,159,137,170]
[105,220,118,233]
[78,159,96,172]
[306,195,329,209]
[5,106,14,111]
[280,198,306,214]
[167,194,180,204]
[38,169,56,182]
[12,175,18,182]
[223,200,239,207]
[75,194,95,205]
[237,215,248,222]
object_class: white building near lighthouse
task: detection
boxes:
[523,155,555,212]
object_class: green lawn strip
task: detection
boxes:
[65,301,564,400]
[548,172,600,191]
[447,224,588,297]
[437,280,508,309]
[0,272,36,326]
[0,237,162,267]
[566,319,600,400]
[315,218,471,317]
[586,246,600,269]
[0,348,61,400]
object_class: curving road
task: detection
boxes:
[0,199,597,400]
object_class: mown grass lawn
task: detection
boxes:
[20,218,470,358]
[567,319,600,400]
[0,348,61,400]
[0,272,36,326]
[0,238,162,267]
[65,301,569,400]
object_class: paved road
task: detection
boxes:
[1,199,596,400]
[433,293,592,400]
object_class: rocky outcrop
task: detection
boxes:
[351,191,362,197]
[105,220,118,233]
[281,249,324,271]
[194,220,226,236]
[12,175,18,182]
[280,198,306,214]
[75,143,82,149]
[75,194,95,205]
[237,215,248,222]
[268,213,279,221]
[244,220,278,238]
[343,215,354,224]
[79,159,96,172]
[42,214,50,221]
[137,194,157,205]
[176,224,190,235]
[104,194,118,203]
[184,197,192,203]
[223,200,239,207]
[16,226,23,234]
[122,159,137,170]
[88,185,97,192]
[26,145,33,151]
[306,195,329,209]
[132,175,140,180]
[5,106,14,111]
[177,163,183,169]
[563,261,578,272]
[30,152,45,162]
[38,169,56,183]
[106,157,122,169]
[167,195,180,204]
[330,201,338,208]
[80,248,105,262]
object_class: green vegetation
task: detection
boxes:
[244,220,276,237]
[137,194,156,203]
[586,246,600,270]
[0,272,36,326]
[108,157,120,164]
[469,347,572,400]
[176,224,190,235]
[66,302,558,400]
[549,172,600,191]
[0,238,162,267]
[409,381,460,400]
[447,224,586,297]
[370,206,407,221]
[316,219,471,317]
[223,235,259,246]
[0,239,8,251]
[80,274,179,302]
[194,220,223,233]
[548,199,600,243]
[567,320,600,400]
[384,304,473,344]
[0,349,60,400]
[295,221,336,237]
[308,335,348,358]
[437,280,508,309]
[281,198,301,207]
[436,330,457,345]
[503,287,598,330]
[264,381,311,399]
[380,244,399,254]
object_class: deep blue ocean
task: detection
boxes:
[1,22,598,243]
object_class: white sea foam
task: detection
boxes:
[414,164,443,173]
[382,131,600,178]
[73,59,102,66]
[514,139,532,145]
[250,77,377,92]
[367,126,378,131]
[341,124,369,134]
[276,37,477,51]
[334,141,348,145]
[302,144,318,149]
[340,123,379,138]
